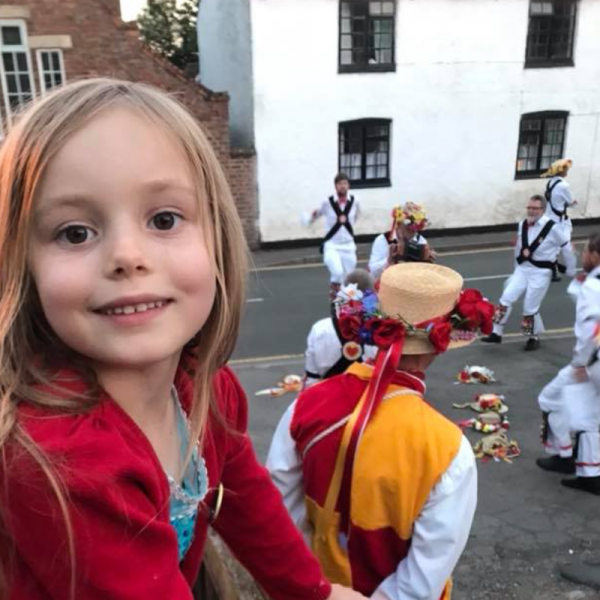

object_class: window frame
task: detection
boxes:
[338,0,397,74]
[338,118,392,188]
[514,111,569,179]
[36,48,66,94]
[525,0,578,68]
[0,19,36,127]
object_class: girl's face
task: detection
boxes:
[28,107,217,370]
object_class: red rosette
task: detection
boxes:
[371,318,405,349]
[429,321,452,354]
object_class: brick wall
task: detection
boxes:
[229,148,258,248]
[0,0,258,247]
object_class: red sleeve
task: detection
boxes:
[212,368,332,600]
[4,411,193,600]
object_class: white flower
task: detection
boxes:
[336,284,363,303]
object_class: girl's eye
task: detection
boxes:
[56,225,94,245]
[150,212,181,231]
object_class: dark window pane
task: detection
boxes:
[1,26,22,46]
[19,74,31,93]
[42,52,50,70]
[51,52,61,71]
[44,73,53,89]
[526,0,577,64]
[5,73,17,93]
[16,53,27,71]
[2,52,14,71]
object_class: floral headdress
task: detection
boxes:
[335,284,494,356]
[391,202,429,234]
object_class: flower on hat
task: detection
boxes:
[392,202,429,233]
[334,282,494,354]
[336,283,364,303]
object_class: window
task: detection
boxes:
[0,20,35,126]
[339,1,395,73]
[515,112,568,178]
[36,49,66,94]
[525,0,578,67]
[339,119,391,187]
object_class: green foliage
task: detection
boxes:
[137,0,199,72]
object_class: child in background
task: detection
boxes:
[0,79,364,600]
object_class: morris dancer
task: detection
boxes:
[310,173,360,299]
[482,194,575,351]
[305,269,377,388]
[541,158,577,281]
[368,202,434,281]
[536,233,600,496]
[267,263,490,599]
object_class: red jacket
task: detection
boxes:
[2,365,331,600]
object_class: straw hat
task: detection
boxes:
[379,262,472,355]
[541,158,572,178]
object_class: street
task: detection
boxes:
[231,244,600,600]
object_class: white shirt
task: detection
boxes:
[514,216,570,264]
[315,195,359,247]
[266,403,477,600]
[572,265,600,368]
[305,317,378,387]
[545,176,574,223]
[369,233,428,281]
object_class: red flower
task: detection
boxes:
[457,289,494,334]
[371,318,405,348]
[339,315,362,341]
[429,322,452,354]
[476,300,495,335]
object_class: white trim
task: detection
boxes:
[29,35,72,50]
[0,19,36,127]
[36,48,66,95]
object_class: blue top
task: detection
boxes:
[167,388,209,561]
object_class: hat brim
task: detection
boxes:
[401,333,477,355]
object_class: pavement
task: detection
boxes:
[230,220,600,600]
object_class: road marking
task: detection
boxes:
[230,327,575,366]
[246,298,264,303]
[230,353,304,365]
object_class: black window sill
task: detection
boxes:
[349,179,392,189]
[514,171,545,180]
[524,59,575,69]
[338,64,396,74]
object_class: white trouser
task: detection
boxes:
[323,242,357,284]
[539,366,600,476]
[493,264,551,336]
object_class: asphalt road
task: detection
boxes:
[230,246,600,600]
[233,246,578,361]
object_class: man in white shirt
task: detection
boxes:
[542,158,577,281]
[482,194,576,351]
[305,269,377,388]
[310,173,360,299]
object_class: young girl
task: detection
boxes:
[0,79,363,600]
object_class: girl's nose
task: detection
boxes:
[105,228,150,278]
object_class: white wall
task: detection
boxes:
[198,0,254,146]
[250,0,600,242]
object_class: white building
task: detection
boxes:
[199,0,600,244]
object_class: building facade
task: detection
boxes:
[199,0,600,244]
[0,0,258,246]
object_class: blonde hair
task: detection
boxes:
[0,79,248,596]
